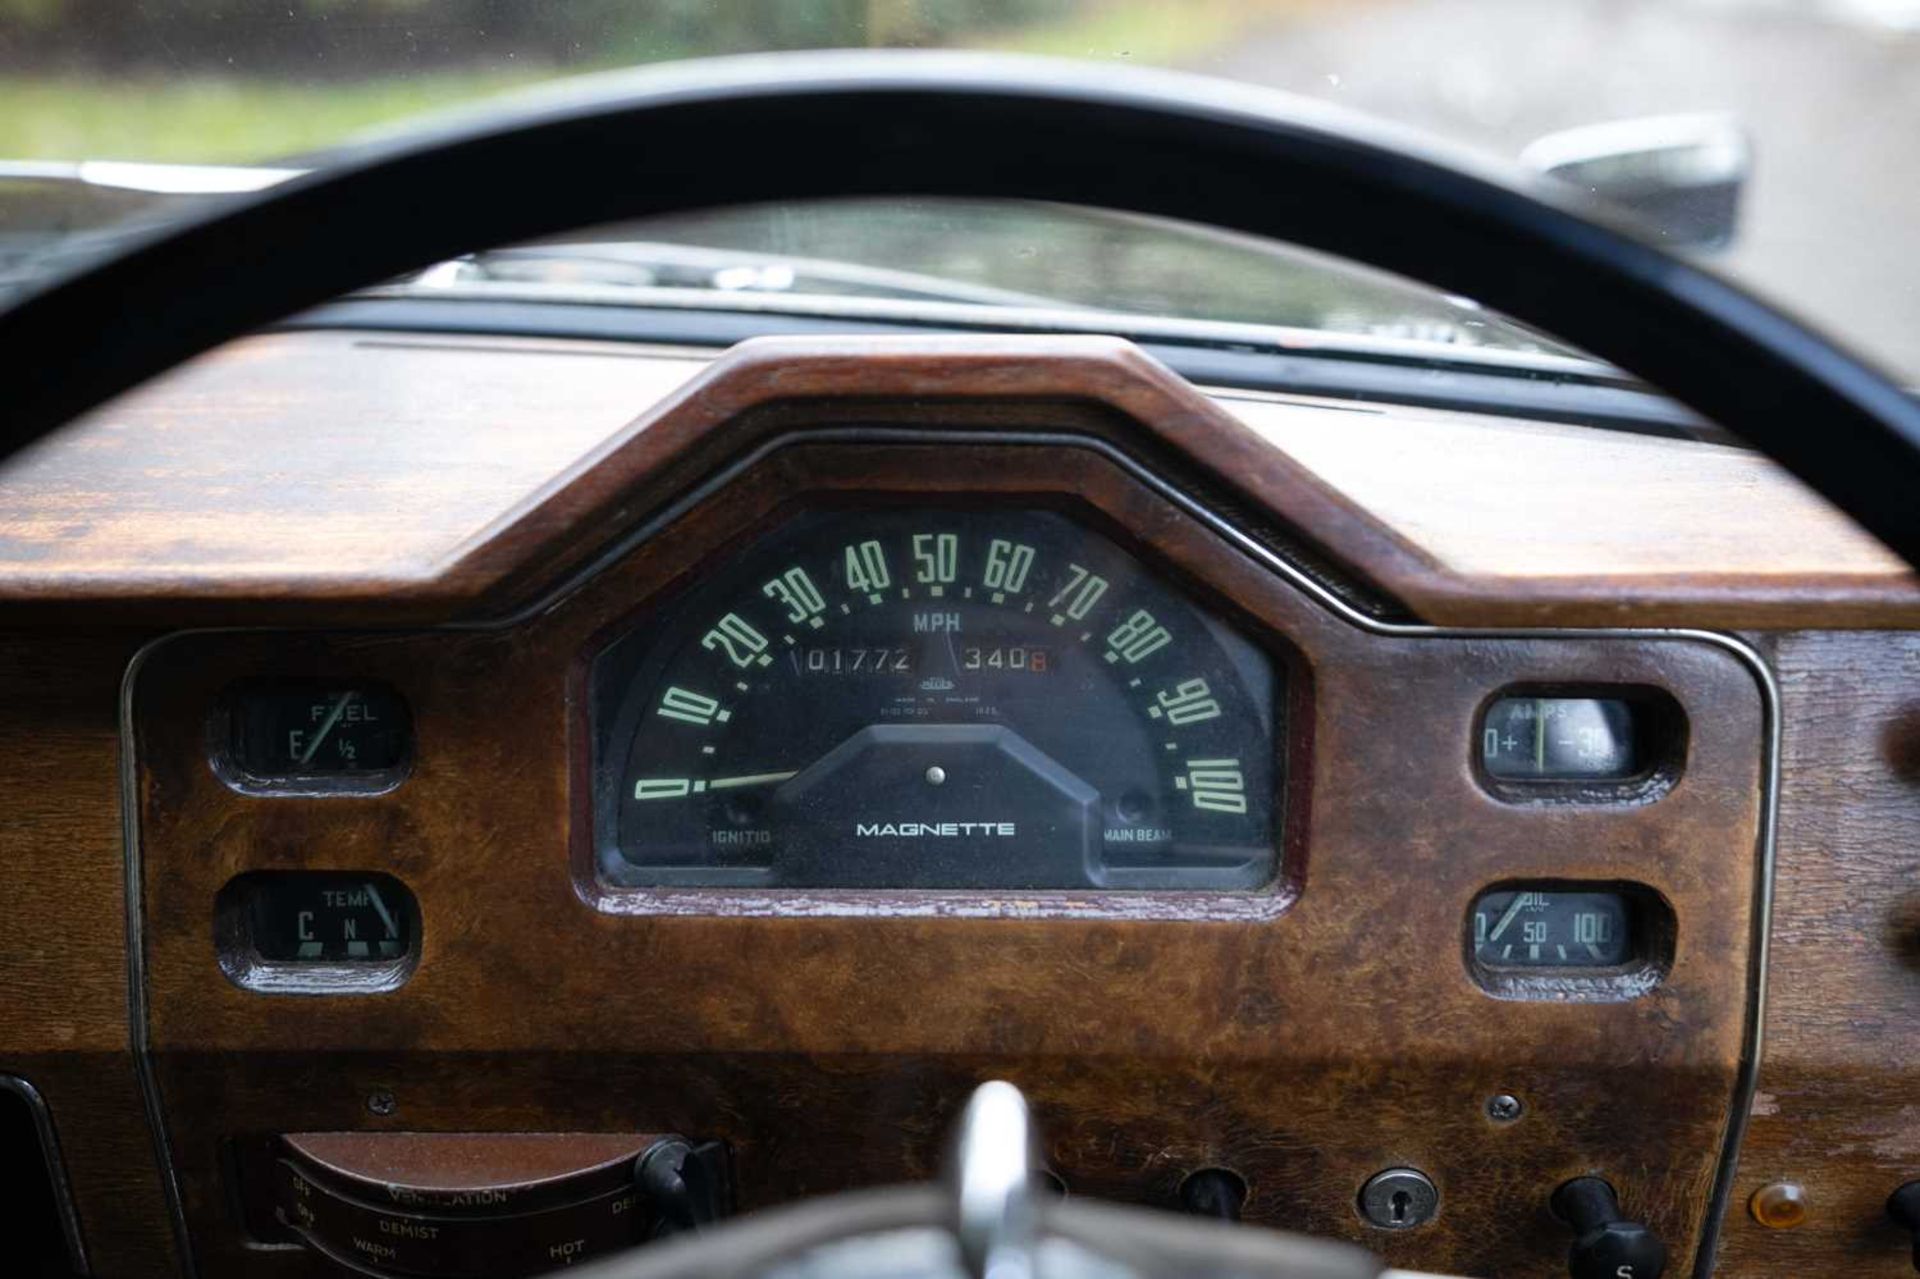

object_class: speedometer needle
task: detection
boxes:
[707,770,800,790]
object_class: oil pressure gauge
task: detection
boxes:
[1465,883,1674,1002]
[1470,888,1633,968]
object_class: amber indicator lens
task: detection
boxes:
[231,684,410,778]
[1481,696,1641,781]
[1470,888,1634,969]
[1749,1182,1808,1230]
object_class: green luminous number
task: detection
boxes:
[763,566,827,625]
[1105,609,1172,664]
[701,612,772,668]
[982,539,1036,594]
[913,532,958,584]
[844,540,891,594]
[1182,758,1247,813]
[1047,564,1109,622]
[1155,678,1221,725]
[657,686,724,727]
[1574,912,1614,944]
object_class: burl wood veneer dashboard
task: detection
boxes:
[0,331,1916,1279]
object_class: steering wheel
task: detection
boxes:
[2,51,1917,568]
[2,47,1909,1277]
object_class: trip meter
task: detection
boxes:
[591,508,1279,890]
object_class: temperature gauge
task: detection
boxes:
[219,872,420,992]
[247,873,413,962]
[223,683,411,790]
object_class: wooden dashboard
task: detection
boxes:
[0,331,1915,1279]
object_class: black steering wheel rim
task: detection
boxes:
[4,49,1917,566]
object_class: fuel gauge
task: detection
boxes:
[220,682,411,792]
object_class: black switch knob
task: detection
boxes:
[1552,1177,1667,1279]
[636,1136,729,1235]
[1181,1168,1248,1221]
[1888,1181,1920,1272]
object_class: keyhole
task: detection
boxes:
[1361,1168,1434,1231]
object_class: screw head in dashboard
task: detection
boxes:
[365,1089,396,1116]
[1486,1093,1525,1123]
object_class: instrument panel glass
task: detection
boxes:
[220,682,413,793]
[1480,696,1642,781]
[1469,888,1635,969]
[590,507,1279,890]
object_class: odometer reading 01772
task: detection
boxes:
[590,508,1279,890]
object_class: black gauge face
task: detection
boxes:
[1480,696,1642,781]
[592,508,1279,890]
[1469,889,1634,968]
[240,873,416,963]
[227,684,411,782]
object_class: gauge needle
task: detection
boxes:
[299,692,356,766]
[1487,895,1529,942]
[706,770,799,790]
[364,882,399,940]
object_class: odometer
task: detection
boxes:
[591,508,1279,890]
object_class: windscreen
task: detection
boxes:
[2,1,1914,377]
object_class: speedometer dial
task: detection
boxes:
[590,508,1279,890]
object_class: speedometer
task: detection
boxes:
[590,508,1279,890]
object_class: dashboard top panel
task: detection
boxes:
[0,329,1910,629]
